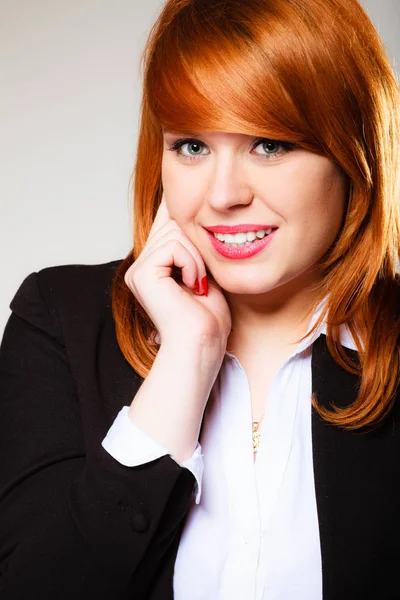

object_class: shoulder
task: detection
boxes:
[37,257,123,288]
[36,258,123,308]
[8,259,124,343]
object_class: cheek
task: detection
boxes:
[286,162,347,242]
[161,156,206,223]
[161,159,190,219]
[314,170,347,240]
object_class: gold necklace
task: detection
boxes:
[252,415,264,453]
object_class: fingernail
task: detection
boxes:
[201,276,208,297]
[194,279,200,294]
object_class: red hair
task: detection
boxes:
[112,0,400,431]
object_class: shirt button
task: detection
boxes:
[130,513,149,532]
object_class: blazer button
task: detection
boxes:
[130,513,149,532]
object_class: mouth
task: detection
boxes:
[205,227,278,260]
[204,224,278,234]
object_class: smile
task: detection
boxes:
[213,228,274,246]
[206,228,278,259]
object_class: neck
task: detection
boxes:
[225,269,324,354]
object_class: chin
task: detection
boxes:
[217,276,282,296]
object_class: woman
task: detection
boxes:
[1,0,399,598]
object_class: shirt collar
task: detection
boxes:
[305,295,359,353]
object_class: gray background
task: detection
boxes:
[1,0,399,336]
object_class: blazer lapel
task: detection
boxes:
[311,334,400,599]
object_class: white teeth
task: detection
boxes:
[214,229,273,245]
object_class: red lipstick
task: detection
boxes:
[205,228,278,260]
[205,224,277,234]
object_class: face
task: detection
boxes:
[161,131,348,300]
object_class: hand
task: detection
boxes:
[124,193,232,351]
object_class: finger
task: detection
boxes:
[126,239,198,302]
[132,219,177,271]
[148,192,171,240]
[149,239,199,291]
[139,227,208,292]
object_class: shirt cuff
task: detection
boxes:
[101,406,203,504]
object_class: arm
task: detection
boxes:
[102,407,204,504]
[0,272,196,598]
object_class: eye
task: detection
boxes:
[251,138,297,160]
[165,137,297,162]
[166,138,210,162]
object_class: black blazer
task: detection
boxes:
[0,260,399,600]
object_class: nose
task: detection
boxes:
[205,153,254,211]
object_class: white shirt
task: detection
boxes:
[102,297,357,599]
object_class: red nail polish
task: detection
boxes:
[201,276,208,297]
[194,279,200,294]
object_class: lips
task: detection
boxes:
[205,224,278,234]
[206,228,278,259]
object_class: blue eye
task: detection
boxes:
[166,137,297,162]
[167,139,209,160]
[254,140,284,155]
[180,140,204,156]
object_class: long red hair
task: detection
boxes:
[112,0,400,431]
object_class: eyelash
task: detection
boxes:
[165,137,297,163]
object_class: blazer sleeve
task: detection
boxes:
[101,406,204,504]
[0,271,196,599]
